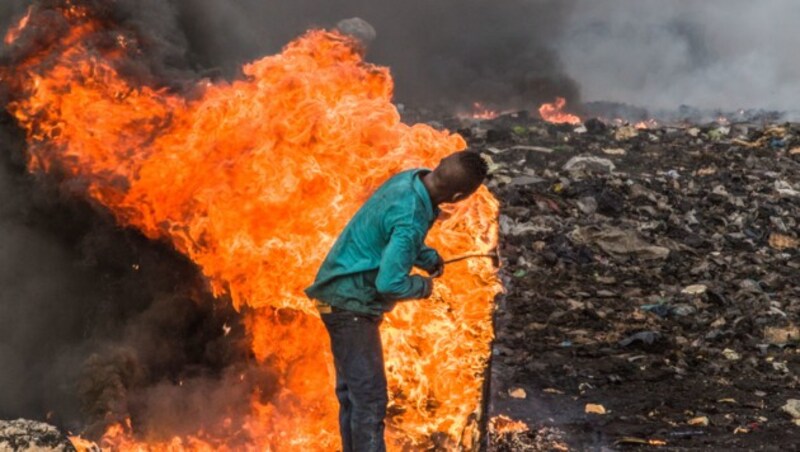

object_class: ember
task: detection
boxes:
[3,2,500,450]
[3,6,32,45]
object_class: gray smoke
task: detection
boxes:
[559,0,800,112]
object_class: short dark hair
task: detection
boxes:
[454,150,489,184]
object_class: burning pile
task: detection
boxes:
[2,2,500,450]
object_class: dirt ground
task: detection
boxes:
[472,115,800,451]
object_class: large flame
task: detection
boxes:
[4,4,500,451]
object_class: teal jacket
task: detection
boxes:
[305,169,441,315]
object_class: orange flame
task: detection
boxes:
[635,119,658,130]
[488,415,529,435]
[538,97,581,125]
[3,6,33,45]
[7,5,501,451]
[469,102,500,120]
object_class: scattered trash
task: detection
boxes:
[585,404,607,415]
[682,284,708,295]
[563,155,616,174]
[543,388,565,395]
[769,233,799,250]
[764,325,800,344]
[688,416,710,427]
[707,126,730,141]
[577,196,598,215]
[614,125,638,141]
[508,388,527,399]
[640,303,673,318]
[584,118,607,134]
[508,175,546,187]
[775,180,800,197]
[722,348,741,361]
[510,145,554,154]
[667,429,706,438]
[782,400,800,420]
[602,147,627,156]
[572,227,670,261]
[670,304,698,317]
[614,437,667,447]
[619,331,662,348]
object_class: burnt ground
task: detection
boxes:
[461,115,800,451]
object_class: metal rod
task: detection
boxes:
[444,253,498,265]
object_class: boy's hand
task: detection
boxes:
[429,256,444,279]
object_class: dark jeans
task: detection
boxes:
[321,309,387,452]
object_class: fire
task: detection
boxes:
[3,6,33,45]
[634,119,658,130]
[469,102,500,120]
[3,3,501,451]
[488,415,528,435]
[538,96,581,125]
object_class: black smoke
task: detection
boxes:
[1,2,262,438]
[4,0,582,108]
[170,0,581,110]
[0,109,263,439]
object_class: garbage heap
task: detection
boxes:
[461,114,800,450]
[0,419,76,452]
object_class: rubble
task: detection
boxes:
[474,112,800,449]
[0,420,75,452]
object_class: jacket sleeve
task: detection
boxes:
[414,245,441,273]
[375,221,432,301]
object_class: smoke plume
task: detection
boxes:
[559,0,800,112]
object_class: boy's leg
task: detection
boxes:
[322,311,387,452]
